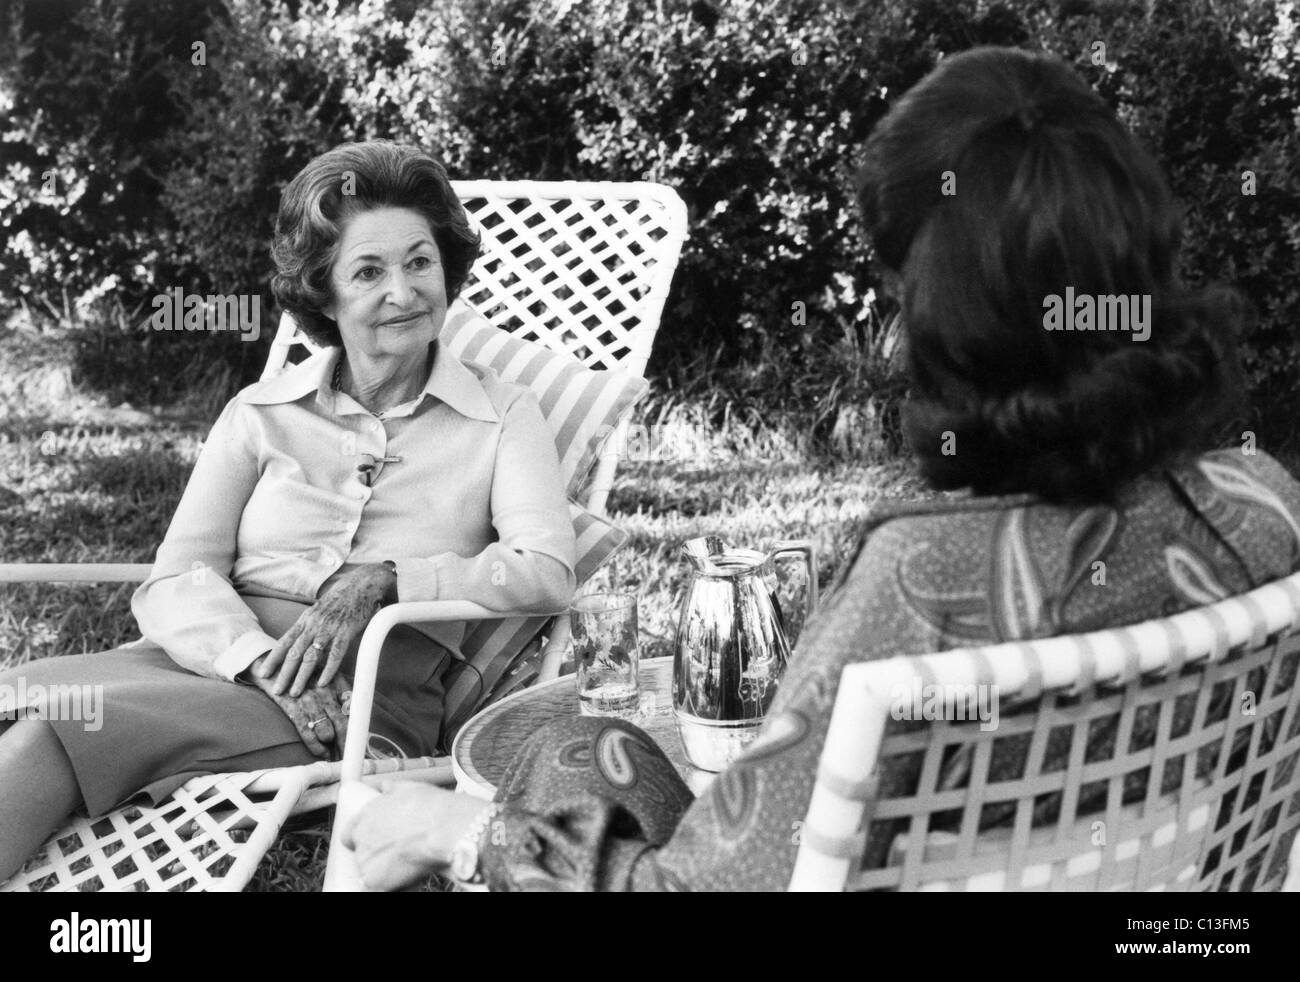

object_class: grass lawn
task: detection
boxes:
[0,324,930,890]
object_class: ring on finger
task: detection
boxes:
[307,717,327,730]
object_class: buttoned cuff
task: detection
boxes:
[394,557,441,603]
[213,630,279,682]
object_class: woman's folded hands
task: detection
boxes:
[238,564,398,757]
[244,653,351,758]
[255,562,398,698]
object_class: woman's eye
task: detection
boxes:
[409,256,433,271]
[356,267,382,282]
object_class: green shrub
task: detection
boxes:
[3,0,1298,452]
[0,0,217,309]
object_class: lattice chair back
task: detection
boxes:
[790,571,1300,892]
[265,180,687,514]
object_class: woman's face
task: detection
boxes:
[323,206,447,363]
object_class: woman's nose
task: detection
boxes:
[384,268,415,307]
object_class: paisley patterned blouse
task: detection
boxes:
[478,449,1300,890]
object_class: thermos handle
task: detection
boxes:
[768,539,819,620]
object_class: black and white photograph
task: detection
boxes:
[0,0,1297,943]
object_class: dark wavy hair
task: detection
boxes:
[271,141,480,347]
[856,47,1247,503]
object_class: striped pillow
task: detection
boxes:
[437,499,629,750]
[441,302,649,497]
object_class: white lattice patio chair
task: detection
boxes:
[0,180,688,892]
[790,570,1300,892]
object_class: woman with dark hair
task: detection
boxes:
[858,46,1246,504]
[345,47,1300,892]
[0,140,576,881]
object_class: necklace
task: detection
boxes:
[331,346,434,418]
[331,357,386,419]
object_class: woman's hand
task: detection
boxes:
[343,783,490,891]
[256,563,396,696]
[245,653,352,758]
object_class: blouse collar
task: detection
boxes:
[243,339,500,423]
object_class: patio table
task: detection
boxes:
[451,656,716,799]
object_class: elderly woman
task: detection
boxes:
[345,47,1300,891]
[0,141,576,881]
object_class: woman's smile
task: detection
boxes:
[377,310,428,328]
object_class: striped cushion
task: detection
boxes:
[438,499,629,750]
[441,302,649,496]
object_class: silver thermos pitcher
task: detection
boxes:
[673,536,818,771]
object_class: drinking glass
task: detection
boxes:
[570,593,640,717]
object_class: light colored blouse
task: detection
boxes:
[131,342,577,682]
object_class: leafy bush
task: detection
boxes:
[0,0,265,403]
[0,0,219,309]
[3,0,1298,450]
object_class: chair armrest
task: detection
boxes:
[324,599,527,892]
[341,600,501,782]
[0,563,153,583]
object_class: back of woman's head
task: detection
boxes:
[857,46,1246,503]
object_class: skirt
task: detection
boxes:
[0,595,454,818]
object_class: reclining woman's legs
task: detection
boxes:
[0,720,82,882]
